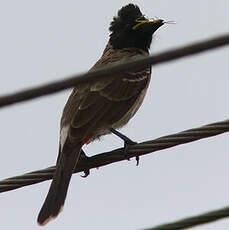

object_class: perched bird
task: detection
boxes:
[37,4,164,225]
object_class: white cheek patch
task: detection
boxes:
[60,125,70,151]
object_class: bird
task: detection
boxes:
[37,4,164,225]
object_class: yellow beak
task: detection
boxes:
[132,19,164,31]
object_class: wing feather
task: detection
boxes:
[61,47,151,143]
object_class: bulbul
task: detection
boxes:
[37,4,164,225]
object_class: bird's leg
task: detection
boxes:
[110,128,139,166]
[110,128,135,145]
[80,149,90,178]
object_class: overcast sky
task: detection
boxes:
[0,1,229,230]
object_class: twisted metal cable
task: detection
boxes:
[0,33,229,108]
[145,206,229,230]
[0,119,228,193]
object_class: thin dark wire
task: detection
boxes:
[0,33,229,108]
[144,206,229,230]
[0,119,228,193]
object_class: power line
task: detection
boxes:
[145,205,229,230]
[0,33,229,108]
[0,118,228,193]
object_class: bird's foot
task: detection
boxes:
[80,150,91,178]
[81,169,90,178]
[110,128,139,166]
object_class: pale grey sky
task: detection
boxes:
[0,1,229,229]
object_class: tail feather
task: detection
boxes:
[37,144,82,225]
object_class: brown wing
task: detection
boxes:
[61,47,151,144]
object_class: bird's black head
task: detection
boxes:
[109,4,164,52]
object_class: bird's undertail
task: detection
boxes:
[37,143,82,226]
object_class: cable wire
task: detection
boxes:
[0,118,228,193]
[0,33,229,108]
[144,206,229,230]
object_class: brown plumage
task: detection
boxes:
[37,4,164,225]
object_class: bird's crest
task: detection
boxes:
[110,4,144,32]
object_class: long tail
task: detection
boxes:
[37,143,82,225]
